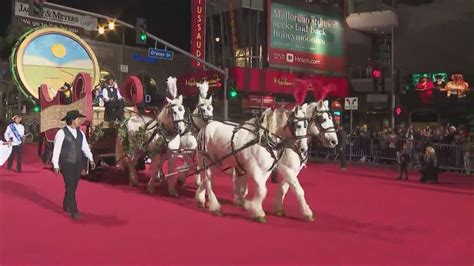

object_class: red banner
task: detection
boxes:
[191,0,206,69]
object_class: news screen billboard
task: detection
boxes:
[267,1,345,74]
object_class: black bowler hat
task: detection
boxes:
[61,110,86,121]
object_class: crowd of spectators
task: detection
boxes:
[339,123,472,172]
[352,123,469,146]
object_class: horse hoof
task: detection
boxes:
[147,186,156,194]
[211,209,223,216]
[177,179,185,187]
[129,178,139,186]
[253,216,267,223]
[197,202,206,209]
[275,210,286,217]
[304,215,315,222]
[233,200,245,208]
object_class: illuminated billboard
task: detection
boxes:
[267,1,345,74]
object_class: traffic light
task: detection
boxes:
[135,18,147,45]
[227,81,238,99]
[29,0,44,17]
[229,88,238,99]
[394,105,402,116]
[33,105,40,113]
[372,68,384,92]
[372,69,381,78]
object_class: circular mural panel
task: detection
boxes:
[12,27,100,101]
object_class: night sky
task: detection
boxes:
[0,0,192,50]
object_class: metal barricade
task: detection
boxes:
[311,136,474,174]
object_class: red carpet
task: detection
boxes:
[1,144,473,265]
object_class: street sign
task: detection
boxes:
[119,64,128,73]
[344,97,358,110]
[148,48,174,60]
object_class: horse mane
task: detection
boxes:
[167,76,178,99]
[197,81,209,99]
[157,103,173,128]
[261,108,290,137]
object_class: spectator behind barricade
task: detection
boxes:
[405,128,414,155]
[431,128,442,143]
[442,126,456,144]
[464,151,471,175]
[454,130,465,145]
[420,146,438,183]
[360,124,369,137]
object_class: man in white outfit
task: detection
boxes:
[4,114,25,173]
[52,110,95,220]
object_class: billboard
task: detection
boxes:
[13,1,97,35]
[267,1,345,74]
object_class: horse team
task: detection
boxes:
[115,76,338,223]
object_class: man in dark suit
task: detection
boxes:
[102,78,124,122]
[336,125,347,170]
[51,110,95,220]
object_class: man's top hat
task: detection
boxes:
[61,110,86,121]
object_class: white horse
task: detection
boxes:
[116,77,187,196]
[167,81,214,191]
[195,105,309,222]
[232,100,338,221]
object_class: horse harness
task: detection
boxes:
[310,109,336,134]
[199,111,309,176]
[142,104,184,153]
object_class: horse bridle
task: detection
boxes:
[286,110,310,166]
[310,110,336,134]
[167,103,186,131]
[196,103,213,122]
[286,111,310,141]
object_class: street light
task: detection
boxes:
[98,26,105,35]
[108,21,115,30]
[215,37,220,42]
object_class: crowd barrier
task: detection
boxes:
[312,136,474,173]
